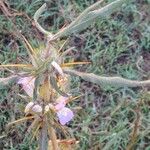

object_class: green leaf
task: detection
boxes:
[51,0,127,40]
[64,69,150,87]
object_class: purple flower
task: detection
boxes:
[55,96,74,125]
[18,76,74,125]
[17,76,35,97]
[56,107,74,125]
[55,96,68,110]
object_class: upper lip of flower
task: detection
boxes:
[17,76,35,97]
[54,96,74,125]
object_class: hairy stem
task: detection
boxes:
[39,122,48,150]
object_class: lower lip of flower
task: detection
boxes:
[56,107,74,125]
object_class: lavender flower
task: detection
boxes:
[45,96,74,125]
[56,107,74,125]
[55,96,74,125]
[55,96,68,110]
[32,104,42,113]
[17,76,35,97]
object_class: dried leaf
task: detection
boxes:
[48,139,79,150]
[61,61,91,67]
[50,76,68,97]
[39,77,51,101]
[7,116,34,127]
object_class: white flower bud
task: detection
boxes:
[51,61,64,76]
[45,104,55,113]
[24,102,34,113]
[45,105,50,112]
[32,104,42,113]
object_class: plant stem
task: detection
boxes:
[39,122,48,150]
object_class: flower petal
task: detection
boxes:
[55,96,68,110]
[32,104,42,113]
[18,76,35,97]
[24,102,34,113]
[45,104,54,112]
[57,107,74,125]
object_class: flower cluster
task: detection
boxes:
[18,76,74,125]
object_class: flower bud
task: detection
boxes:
[32,104,42,113]
[45,104,55,113]
[24,102,34,113]
[45,105,50,112]
[51,61,64,76]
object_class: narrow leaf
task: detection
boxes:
[61,61,91,67]
[21,35,38,67]
[0,64,32,68]
[34,3,53,37]
[51,0,127,40]
[7,116,34,127]
[64,69,150,87]
[33,76,41,101]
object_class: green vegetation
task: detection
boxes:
[0,0,150,149]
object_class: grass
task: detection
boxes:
[0,0,150,149]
